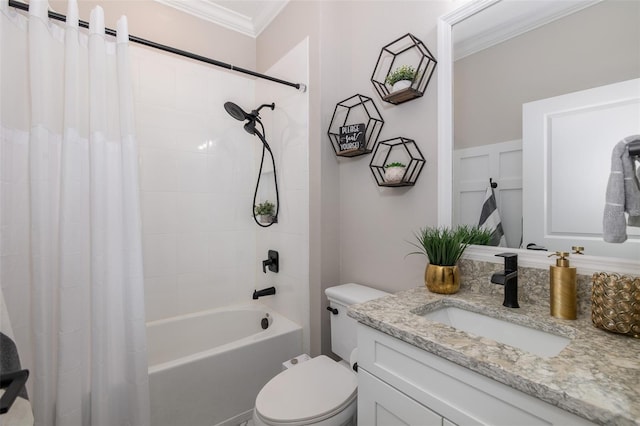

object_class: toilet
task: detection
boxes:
[253,283,389,426]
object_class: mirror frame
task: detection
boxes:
[436,0,639,276]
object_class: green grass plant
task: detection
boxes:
[408,225,493,266]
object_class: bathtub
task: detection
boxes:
[147,304,302,426]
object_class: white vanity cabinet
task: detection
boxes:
[356,324,595,426]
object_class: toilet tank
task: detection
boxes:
[325,283,389,361]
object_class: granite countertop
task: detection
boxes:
[348,286,640,426]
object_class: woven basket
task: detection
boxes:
[591,272,640,338]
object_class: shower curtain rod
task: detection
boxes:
[8,0,307,92]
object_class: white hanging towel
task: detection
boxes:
[478,183,507,247]
[603,135,640,243]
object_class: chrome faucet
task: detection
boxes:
[491,252,519,308]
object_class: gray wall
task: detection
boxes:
[257,1,333,358]
[454,0,640,150]
[258,0,457,357]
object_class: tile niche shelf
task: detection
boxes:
[371,33,437,105]
[369,137,425,187]
[327,94,384,158]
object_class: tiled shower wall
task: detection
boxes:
[131,46,258,321]
[255,39,310,353]
[132,39,310,335]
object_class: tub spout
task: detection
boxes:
[253,286,276,300]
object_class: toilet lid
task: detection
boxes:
[255,355,357,424]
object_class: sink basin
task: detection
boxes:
[422,306,570,358]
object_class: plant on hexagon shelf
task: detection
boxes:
[385,65,416,92]
[384,162,407,183]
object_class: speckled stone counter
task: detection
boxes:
[348,285,640,425]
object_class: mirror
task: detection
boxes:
[438,0,640,261]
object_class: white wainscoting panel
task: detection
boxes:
[454,139,523,248]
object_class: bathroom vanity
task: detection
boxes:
[349,288,640,425]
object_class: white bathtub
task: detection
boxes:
[147,304,302,426]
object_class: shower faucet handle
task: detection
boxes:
[262,250,279,274]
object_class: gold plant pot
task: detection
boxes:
[425,264,460,294]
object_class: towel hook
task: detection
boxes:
[628,138,640,157]
[490,177,498,189]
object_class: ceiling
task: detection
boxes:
[153,0,289,38]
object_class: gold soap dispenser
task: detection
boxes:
[548,251,577,320]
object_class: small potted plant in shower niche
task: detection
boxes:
[254,200,276,224]
[385,65,416,93]
[384,162,407,183]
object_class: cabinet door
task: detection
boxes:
[358,369,443,426]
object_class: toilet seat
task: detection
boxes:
[254,355,357,425]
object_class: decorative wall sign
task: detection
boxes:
[371,33,437,105]
[327,94,384,157]
[339,123,366,154]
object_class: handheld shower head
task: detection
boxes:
[224,102,251,121]
[224,102,275,123]
[243,120,256,135]
[225,102,277,137]
[226,101,258,136]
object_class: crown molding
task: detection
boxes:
[153,0,288,38]
[454,0,602,61]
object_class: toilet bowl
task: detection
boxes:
[253,356,357,426]
[252,283,389,426]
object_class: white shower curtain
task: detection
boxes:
[0,0,150,424]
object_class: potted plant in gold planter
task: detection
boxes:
[409,225,492,294]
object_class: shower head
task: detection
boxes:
[224,102,276,136]
[224,102,275,123]
[224,102,251,121]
